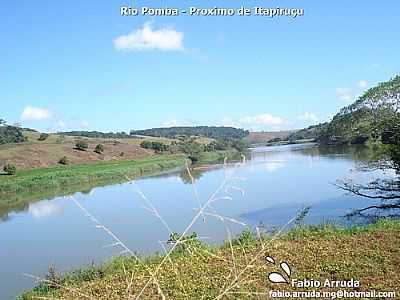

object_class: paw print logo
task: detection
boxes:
[265,256,291,284]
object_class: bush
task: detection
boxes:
[58,156,68,165]
[0,125,27,145]
[3,164,16,175]
[94,144,104,154]
[38,133,49,141]
[75,141,88,151]
[140,141,169,152]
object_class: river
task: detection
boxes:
[0,144,390,299]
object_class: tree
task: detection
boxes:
[231,139,249,153]
[140,141,169,152]
[58,156,68,165]
[336,114,400,215]
[38,133,49,141]
[179,141,203,163]
[75,141,88,151]
[3,164,16,175]
[331,77,400,216]
[94,144,104,154]
[0,125,27,144]
[0,119,6,126]
[131,126,249,140]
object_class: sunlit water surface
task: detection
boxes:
[0,144,394,298]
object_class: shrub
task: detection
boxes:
[94,144,104,154]
[59,156,68,165]
[3,164,16,175]
[0,125,27,145]
[38,133,49,141]
[75,141,88,151]
[140,141,169,152]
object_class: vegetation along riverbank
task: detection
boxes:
[0,126,247,205]
[20,219,400,299]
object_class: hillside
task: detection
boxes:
[287,123,327,142]
[287,75,400,145]
[244,130,295,144]
[319,76,400,145]
[0,131,172,170]
[130,126,249,139]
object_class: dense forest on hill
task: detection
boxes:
[318,75,400,145]
[287,75,400,146]
[59,131,132,139]
[0,119,27,145]
[130,126,249,139]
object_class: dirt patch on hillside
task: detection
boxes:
[0,141,153,169]
[245,131,295,144]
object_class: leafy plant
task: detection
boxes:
[94,144,104,154]
[231,229,255,246]
[140,141,169,152]
[58,156,68,165]
[75,141,88,151]
[3,163,16,175]
[0,125,27,144]
[38,133,49,141]
[167,232,203,254]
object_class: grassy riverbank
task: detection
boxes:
[0,155,187,198]
[0,149,239,211]
[20,219,400,299]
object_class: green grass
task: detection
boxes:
[198,149,240,163]
[0,150,239,210]
[19,219,400,299]
[0,155,187,198]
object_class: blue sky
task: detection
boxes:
[1,0,400,132]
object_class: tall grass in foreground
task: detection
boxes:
[21,156,309,299]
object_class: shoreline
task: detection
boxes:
[0,154,187,199]
[0,150,240,211]
[20,219,400,299]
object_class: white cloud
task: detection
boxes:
[80,120,89,129]
[161,118,196,127]
[21,106,52,121]
[57,120,66,128]
[358,80,368,89]
[221,113,288,131]
[336,88,353,102]
[298,112,318,123]
[221,117,236,127]
[239,114,285,126]
[114,22,184,52]
[162,119,179,127]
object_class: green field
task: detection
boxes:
[20,219,400,299]
[0,155,187,199]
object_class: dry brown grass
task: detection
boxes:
[22,222,400,299]
[244,131,295,144]
[0,132,178,170]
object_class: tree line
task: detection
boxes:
[0,119,27,145]
[131,126,249,140]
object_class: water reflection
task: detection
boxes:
[29,200,64,219]
[0,143,395,299]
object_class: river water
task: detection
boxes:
[0,144,390,298]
